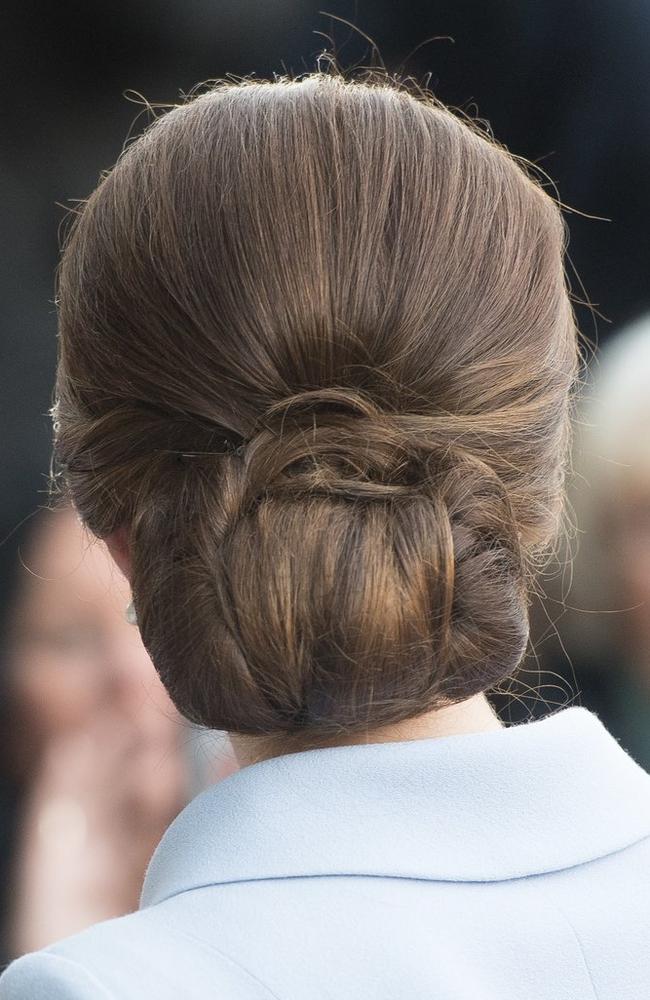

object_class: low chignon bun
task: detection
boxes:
[52,69,579,747]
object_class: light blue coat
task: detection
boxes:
[2,705,650,999]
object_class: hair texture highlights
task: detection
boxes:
[53,68,580,751]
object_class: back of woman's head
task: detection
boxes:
[53,67,580,749]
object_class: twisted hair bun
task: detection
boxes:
[53,68,580,747]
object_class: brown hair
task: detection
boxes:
[52,67,580,754]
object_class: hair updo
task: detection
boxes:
[52,66,580,750]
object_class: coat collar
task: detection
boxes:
[141,706,650,908]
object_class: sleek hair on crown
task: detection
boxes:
[52,64,581,753]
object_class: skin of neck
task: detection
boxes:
[228,691,504,769]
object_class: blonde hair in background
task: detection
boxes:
[557,314,650,665]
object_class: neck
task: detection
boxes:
[229,692,504,769]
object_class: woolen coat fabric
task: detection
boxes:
[2,705,650,999]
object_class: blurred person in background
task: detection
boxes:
[0,503,237,964]
[547,316,650,771]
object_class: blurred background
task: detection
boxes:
[3,0,650,969]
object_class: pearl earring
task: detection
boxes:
[125,599,138,625]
